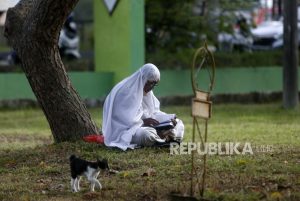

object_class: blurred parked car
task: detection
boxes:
[218,32,252,52]
[251,19,300,50]
[218,16,253,52]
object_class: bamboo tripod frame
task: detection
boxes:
[190,43,215,198]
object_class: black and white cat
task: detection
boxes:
[69,155,109,192]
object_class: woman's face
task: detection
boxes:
[144,80,159,94]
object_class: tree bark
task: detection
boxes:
[4,0,99,142]
[283,0,299,109]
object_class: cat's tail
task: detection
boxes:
[69,155,76,161]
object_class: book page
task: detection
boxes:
[153,120,175,130]
[153,113,176,123]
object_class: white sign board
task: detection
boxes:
[103,0,119,16]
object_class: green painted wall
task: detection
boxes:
[214,67,283,94]
[94,0,145,83]
[0,67,299,100]
[153,67,298,96]
[0,72,114,100]
[69,72,114,99]
[0,73,34,100]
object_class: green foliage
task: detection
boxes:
[147,48,284,69]
[145,0,204,53]
[146,48,195,69]
[216,0,258,11]
[206,0,257,34]
[213,50,283,68]
[74,0,93,20]
[145,0,258,52]
[145,1,267,69]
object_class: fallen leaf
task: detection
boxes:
[5,160,17,168]
[236,159,247,166]
[53,184,64,191]
[39,161,47,168]
[142,168,156,177]
[122,171,129,178]
[82,192,101,200]
[271,191,282,199]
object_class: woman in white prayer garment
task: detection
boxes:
[102,63,184,151]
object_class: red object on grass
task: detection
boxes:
[83,134,104,144]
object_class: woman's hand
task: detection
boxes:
[171,118,177,127]
[143,118,159,127]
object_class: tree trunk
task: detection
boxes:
[4,0,99,142]
[283,0,299,109]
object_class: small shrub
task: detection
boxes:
[146,49,286,69]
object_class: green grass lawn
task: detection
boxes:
[0,103,299,201]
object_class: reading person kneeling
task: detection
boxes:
[102,63,185,151]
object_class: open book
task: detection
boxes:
[152,113,176,131]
